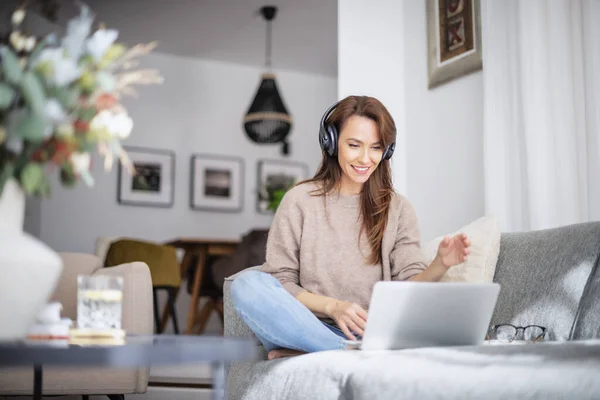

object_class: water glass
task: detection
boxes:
[77,275,124,330]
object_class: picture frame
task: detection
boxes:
[118,146,175,208]
[426,0,482,89]
[257,159,309,214]
[190,154,244,212]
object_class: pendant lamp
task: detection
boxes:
[243,5,293,156]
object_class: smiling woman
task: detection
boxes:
[230,95,472,361]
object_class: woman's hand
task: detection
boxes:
[436,233,471,268]
[325,300,368,340]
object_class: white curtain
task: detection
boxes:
[481,0,600,232]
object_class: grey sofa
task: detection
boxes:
[224,222,600,399]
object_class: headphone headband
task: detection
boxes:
[319,100,340,133]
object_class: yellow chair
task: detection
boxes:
[105,239,181,334]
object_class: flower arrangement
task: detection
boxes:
[0,2,162,197]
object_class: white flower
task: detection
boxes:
[56,123,74,138]
[96,71,116,92]
[70,152,91,173]
[61,4,94,60]
[90,110,134,140]
[33,48,81,86]
[85,29,118,62]
[9,31,26,52]
[6,135,23,154]
[12,9,25,25]
[70,152,94,187]
[23,36,36,52]
[44,98,67,124]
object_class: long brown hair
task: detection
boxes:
[302,95,396,265]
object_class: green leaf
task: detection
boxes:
[96,71,116,92]
[21,71,46,116]
[76,137,95,153]
[60,162,76,187]
[0,47,23,85]
[28,38,47,67]
[0,83,15,110]
[0,162,15,196]
[20,162,45,195]
[17,112,47,141]
[48,86,79,110]
[79,106,97,122]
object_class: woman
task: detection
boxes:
[231,95,470,360]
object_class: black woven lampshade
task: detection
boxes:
[243,73,293,145]
[242,5,293,155]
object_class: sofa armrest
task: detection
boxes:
[94,261,153,335]
[224,265,268,395]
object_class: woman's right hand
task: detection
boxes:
[325,300,368,340]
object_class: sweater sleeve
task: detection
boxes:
[259,189,307,296]
[389,198,428,281]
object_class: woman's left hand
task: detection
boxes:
[436,233,471,269]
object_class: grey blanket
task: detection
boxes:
[227,340,600,400]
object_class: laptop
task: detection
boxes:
[355,281,501,351]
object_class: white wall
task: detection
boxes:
[338,0,484,241]
[39,53,336,253]
[403,1,484,241]
[337,0,407,195]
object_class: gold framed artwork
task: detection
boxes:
[426,0,482,89]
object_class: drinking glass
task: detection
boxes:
[77,275,124,330]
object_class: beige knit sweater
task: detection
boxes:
[260,181,428,311]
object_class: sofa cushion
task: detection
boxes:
[570,250,600,340]
[491,221,600,341]
[227,341,600,400]
[422,216,501,283]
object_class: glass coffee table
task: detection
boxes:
[0,334,257,400]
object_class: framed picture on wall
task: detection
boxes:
[426,0,482,89]
[118,147,175,208]
[257,159,309,214]
[190,154,244,212]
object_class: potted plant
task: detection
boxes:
[0,1,162,340]
[259,173,297,212]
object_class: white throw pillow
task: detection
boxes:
[421,216,501,283]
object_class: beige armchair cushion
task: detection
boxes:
[50,253,101,320]
[0,253,153,396]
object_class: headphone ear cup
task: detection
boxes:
[382,142,396,161]
[326,125,338,156]
[318,126,329,154]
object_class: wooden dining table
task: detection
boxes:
[160,238,239,335]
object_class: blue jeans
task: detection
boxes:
[230,270,350,352]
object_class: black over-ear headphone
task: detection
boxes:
[318,100,396,160]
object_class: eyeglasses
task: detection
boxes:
[486,324,547,343]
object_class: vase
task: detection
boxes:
[0,178,63,341]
